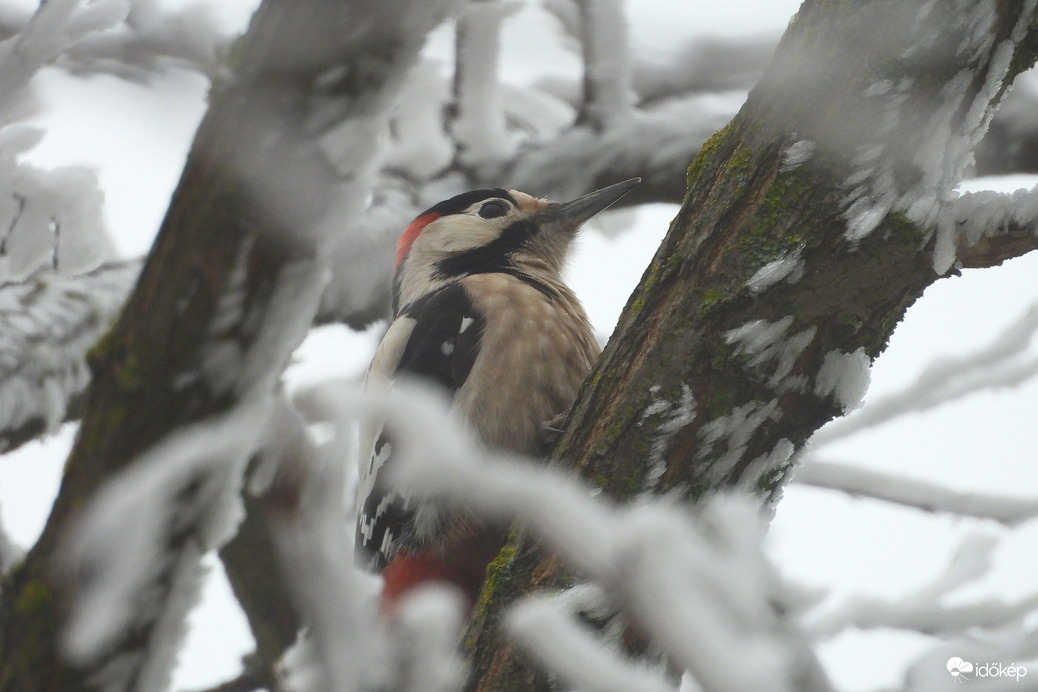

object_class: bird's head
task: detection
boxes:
[393,178,640,313]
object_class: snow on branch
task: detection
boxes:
[264,400,386,692]
[818,0,1038,256]
[0,126,115,285]
[0,0,229,82]
[937,185,1038,270]
[507,596,676,692]
[451,1,521,168]
[258,395,466,692]
[795,459,1038,526]
[505,91,731,202]
[58,2,227,82]
[62,396,275,689]
[0,0,128,121]
[576,0,632,128]
[349,382,833,692]
[811,300,1038,448]
[804,534,1038,640]
[0,260,138,454]
[59,240,328,688]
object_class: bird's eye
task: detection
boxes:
[478,200,509,219]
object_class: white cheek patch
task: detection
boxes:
[418,214,507,255]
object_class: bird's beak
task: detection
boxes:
[546,178,641,227]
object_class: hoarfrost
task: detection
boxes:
[725,317,816,388]
[780,140,815,172]
[507,597,676,692]
[839,0,1037,252]
[367,384,824,692]
[452,1,521,166]
[813,347,871,412]
[932,184,1038,273]
[725,317,794,356]
[844,198,891,242]
[62,398,273,671]
[746,245,804,294]
[697,400,780,474]
[739,439,795,497]
[207,234,255,336]
[0,262,137,449]
[813,300,1038,447]
[642,384,696,492]
[385,61,453,177]
[0,142,113,283]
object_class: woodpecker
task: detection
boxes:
[355,178,640,611]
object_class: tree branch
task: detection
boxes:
[0,0,461,688]
[576,0,632,128]
[795,459,1038,526]
[944,187,1038,269]
[452,1,520,168]
[0,261,139,454]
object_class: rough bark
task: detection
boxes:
[464,1,1038,689]
[0,0,457,688]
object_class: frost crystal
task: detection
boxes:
[697,399,780,474]
[839,0,1037,252]
[814,347,871,412]
[780,140,815,172]
[725,317,816,389]
[746,245,804,294]
[643,384,697,491]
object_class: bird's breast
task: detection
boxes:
[455,273,600,453]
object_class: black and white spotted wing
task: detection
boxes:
[355,283,484,571]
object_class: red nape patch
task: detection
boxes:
[395,212,439,269]
[381,552,482,616]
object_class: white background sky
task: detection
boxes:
[1,1,1037,690]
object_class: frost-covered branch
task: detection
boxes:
[804,534,1038,640]
[0,0,128,122]
[795,459,1038,525]
[940,186,1038,269]
[0,0,466,688]
[62,397,276,689]
[0,127,115,285]
[0,260,138,454]
[58,2,228,82]
[255,391,466,692]
[264,398,384,692]
[0,0,229,82]
[354,383,833,692]
[451,1,520,168]
[506,597,676,692]
[576,0,632,128]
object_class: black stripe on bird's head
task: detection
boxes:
[392,180,639,313]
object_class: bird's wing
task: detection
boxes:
[355,283,484,570]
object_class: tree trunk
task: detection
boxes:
[0,0,456,688]
[464,1,1038,688]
